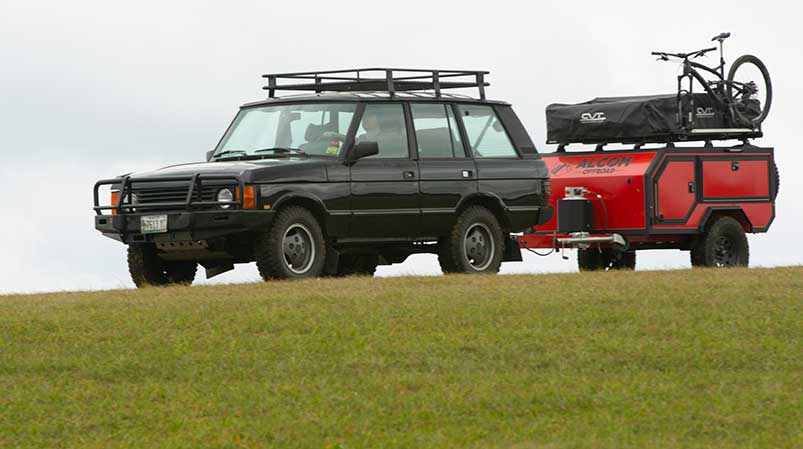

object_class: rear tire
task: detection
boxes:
[255,206,326,280]
[127,244,197,288]
[578,249,636,271]
[690,216,749,267]
[439,206,504,274]
[727,54,772,126]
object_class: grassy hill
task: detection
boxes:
[1,267,801,449]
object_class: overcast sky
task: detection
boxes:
[1,0,800,294]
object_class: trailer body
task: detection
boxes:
[519,144,776,252]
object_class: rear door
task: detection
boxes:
[348,103,420,238]
[411,103,477,236]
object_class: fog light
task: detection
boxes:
[217,188,234,208]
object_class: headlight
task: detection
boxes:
[217,188,234,208]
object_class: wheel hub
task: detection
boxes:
[713,236,736,267]
[463,224,494,271]
[282,224,315,274]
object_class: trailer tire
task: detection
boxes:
[578,249,636,271]
[255,206,326,280]
[127,244,197,288]
[439,206,504,274]
[690,216,749,268]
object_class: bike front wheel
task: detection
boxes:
[727,54,772,126]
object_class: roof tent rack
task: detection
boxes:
[261,68,490,99]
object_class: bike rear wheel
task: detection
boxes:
[727,55,772,126]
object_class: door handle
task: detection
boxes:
[461,170,473,178]
[403,171,416,179]
[688,181,695,193]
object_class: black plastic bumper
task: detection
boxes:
[95,210,274,243]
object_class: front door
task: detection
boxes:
[348,103,420,238]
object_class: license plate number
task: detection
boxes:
[141,215,168,234]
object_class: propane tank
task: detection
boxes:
[557,187,592,233]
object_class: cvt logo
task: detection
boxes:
[696,107,716,118]
[580,112,606,124]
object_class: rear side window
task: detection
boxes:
[410,104,465,158]
[460,105,518,158]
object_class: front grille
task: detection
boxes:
[129,182,235,211]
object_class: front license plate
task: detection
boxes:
[141,215,168,234]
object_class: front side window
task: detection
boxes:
[355,103,409,159]
[460,105,518,158]
[215,102,357,157]
[411,103,465,158]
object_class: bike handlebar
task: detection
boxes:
[652,47,718,60]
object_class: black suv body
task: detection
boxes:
[93,69,552,286]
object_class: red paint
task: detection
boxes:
[655,161,695,221]
[702,160,769,198]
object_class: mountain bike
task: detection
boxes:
[652,32,772,131]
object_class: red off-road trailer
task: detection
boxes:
[517,142,778,270]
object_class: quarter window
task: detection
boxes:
[355,104,409,158]
[460,105,518,158]
[411,104,465,158]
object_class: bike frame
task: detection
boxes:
[677,56,751,131]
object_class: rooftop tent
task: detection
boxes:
[545,94,759,145]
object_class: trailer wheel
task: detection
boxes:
[255,206,326,280]
[690,216,749,268]
[127,244,197,288]
[439,206,504,274]
[578,249,636,271]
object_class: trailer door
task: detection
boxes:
[654,157,697,224]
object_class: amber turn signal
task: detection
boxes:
[235,185,257,209]
[110,191,120,215]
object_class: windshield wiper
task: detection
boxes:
[253,147,307,156]
[213,150,248,159]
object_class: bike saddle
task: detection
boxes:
[712,32,731,42]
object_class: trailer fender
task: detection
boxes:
[698,207,753,233]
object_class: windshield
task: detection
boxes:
[214,102,357,158]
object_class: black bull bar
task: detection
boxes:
[93,174,246,215]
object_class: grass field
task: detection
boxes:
[1,267,801,449]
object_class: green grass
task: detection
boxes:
[1,267,801,449]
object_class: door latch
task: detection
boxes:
[461,170,473,178]
[403,171,416,179]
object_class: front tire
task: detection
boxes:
[439,206,504,274]
[127,244,197,288]
[255,206,326,280]
[690,216,749,267]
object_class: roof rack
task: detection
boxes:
[261,68,490,100]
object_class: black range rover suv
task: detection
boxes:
[93,69,551,287]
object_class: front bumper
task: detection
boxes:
[95,210,273,243]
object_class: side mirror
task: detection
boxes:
[206,150,214,161]
[346,141,379,164]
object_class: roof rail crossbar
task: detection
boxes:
[261,68,490,99]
